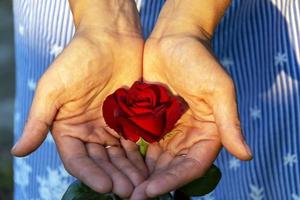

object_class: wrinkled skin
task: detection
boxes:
[130,19,252,200]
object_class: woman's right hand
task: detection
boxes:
[11,0,148,198]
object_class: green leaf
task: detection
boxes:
[177,164,222,196]
[61,180,121,200]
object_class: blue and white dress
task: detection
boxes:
[13,0,300,199]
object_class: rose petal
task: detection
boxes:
[119,117,158,143]
[114,88,128,97]
[164,98,185,133]
[114,88,136,116]
[102,94,120,131]
[151,85,170,105]
[129,113,165,136]
[131,81,150,91]
[117,117,141,142]
[129,106,153,115]
[129,86,157,108]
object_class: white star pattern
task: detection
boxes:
[28,79,36,91]
[220,57,234,70]
[292,193,300,200]
[50,44,63,57]
[229,158,241,170]
[274,52,288,67]
[283,153,298,166]
[15,158,32,187]
[250,107,261,120]
[19,24,24,36]
[249,184,264,200]
[37,166,70,200]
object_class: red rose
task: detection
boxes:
[102,81,186,143]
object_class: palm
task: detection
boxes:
[143,36,228,155]
[50,33,143,145]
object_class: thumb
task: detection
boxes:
[11,80,59,157]
[213,84,253,161]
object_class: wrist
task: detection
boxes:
[69,0,142,36]
[150,18,212,42]
[150,0,231,40]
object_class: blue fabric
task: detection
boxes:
[13,0,300,199]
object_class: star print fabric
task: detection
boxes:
[13,0,300,199]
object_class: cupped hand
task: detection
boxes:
[131,17,253,200]
[12,0,148,198]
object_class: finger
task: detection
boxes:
[145,142,162,173]
[11,78,60,156]
[107,146,145,186]
[86,143,133,198]
[86,143,109,161]
[146,159,201,197]
[130,181,149,200]
[146,140,220,197]
[120,138,148,178]
[213,84,253,160]
[56,136,112,193]
[153,151,174,172]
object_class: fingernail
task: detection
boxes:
[243,140,253,157]
[11,143,18,153]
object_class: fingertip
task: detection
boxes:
[223,139,253,161]
[145,180,161,198]
[238,148,253,161]
[213,88,253,160]
[11,126,48,157]
[113,177,134,198]
[241,154,253,161]
[10,144,20,156]
[10,141,42,157]
[231,148,253,161]
[218,118,253,161]
[10,144,25,157]
[91,178,113,194]
[241,141,253,160]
